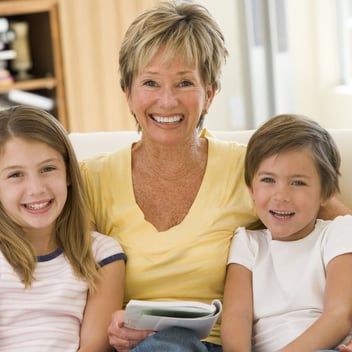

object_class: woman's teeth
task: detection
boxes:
[152,115,183,123]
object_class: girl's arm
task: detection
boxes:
[221,263,253,352]
[78,259,125,352]
[279,253,352,352]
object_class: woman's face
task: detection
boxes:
[125,48,215,145]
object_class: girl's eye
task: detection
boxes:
[41,166,56,173]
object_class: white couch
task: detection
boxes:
[69,129,352,209]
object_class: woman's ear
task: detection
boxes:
[124,88,133,109]
[204,84,216,110]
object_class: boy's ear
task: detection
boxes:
[320,194,333,207]
[247,185,254,200]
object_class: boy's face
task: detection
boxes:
[249,148,325,241]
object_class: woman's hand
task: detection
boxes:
[108,310,154,351]
[338,340,352,352]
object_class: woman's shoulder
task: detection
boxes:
[201,128,247,159]
[80,145,131,169]
[79,146,132,187]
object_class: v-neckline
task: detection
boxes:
[128,136,212,233]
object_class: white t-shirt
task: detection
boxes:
[0,231,126,352]
[228,215,352,352]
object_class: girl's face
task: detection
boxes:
[125,48,215,145]
[250,148,325,241]
[0,137,68,238]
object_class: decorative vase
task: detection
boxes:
[10,21,32,80]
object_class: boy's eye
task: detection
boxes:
[260,177,275,183]
[8,171,22,178]
[292,180,306,186]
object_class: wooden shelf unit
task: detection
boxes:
[0,0,68,129]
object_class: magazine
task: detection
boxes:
[124,299,222,339]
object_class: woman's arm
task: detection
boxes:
[318,196,352,220]
[78,259,125,352]
[279,253,352,352]
[221,263,253,352]
[107,310,154,352]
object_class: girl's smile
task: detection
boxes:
[0,137,68,245]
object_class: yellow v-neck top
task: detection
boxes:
[80,130,257,345]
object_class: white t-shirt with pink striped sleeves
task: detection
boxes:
[0,231,126,352]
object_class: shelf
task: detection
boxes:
[0,0,57,16]
[0,77,56,94]
[0,0,68,129]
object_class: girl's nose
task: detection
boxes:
[26,175,46,195]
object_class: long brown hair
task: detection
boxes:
[0,106,100,289]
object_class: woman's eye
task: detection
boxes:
[178,80,193,87]
[143,80,157,87]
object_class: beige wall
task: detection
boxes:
[59,0,159,132]
[59,0,352,132]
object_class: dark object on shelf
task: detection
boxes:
[0,0,68,128]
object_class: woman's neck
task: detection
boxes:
[132,136,207,179]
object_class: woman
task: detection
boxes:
[79,1,351,351]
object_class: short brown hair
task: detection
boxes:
[244,114,341,199]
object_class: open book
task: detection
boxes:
[124,299,222,339]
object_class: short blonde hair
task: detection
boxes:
[119,0,228,92]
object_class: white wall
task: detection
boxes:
[287,0,352,128]
[197,0,248,131]
[199,0,352,130]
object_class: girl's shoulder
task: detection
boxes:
[90,231,126,264]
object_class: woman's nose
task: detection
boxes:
[159,86,178,108]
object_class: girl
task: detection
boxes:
[0,106,126,351]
